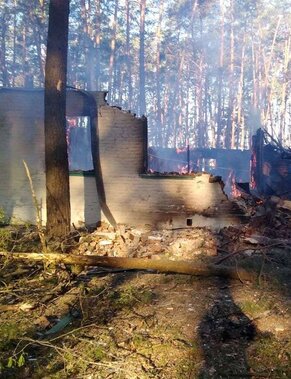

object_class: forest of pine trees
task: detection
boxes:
[0,0,290,150]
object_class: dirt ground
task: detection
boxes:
[0,211,291,378]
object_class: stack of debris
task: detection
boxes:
[76,223,217,260]
[72,191,291,266]
[249,128,291,199]
[1,192,290,284]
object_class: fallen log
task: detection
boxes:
[0,251,256,282]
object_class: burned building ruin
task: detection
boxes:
[0,88,249,229]
[250,129,291,199]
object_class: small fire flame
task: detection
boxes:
[177,163,191,174]
[176,146,187,154]
[250,150,257,190]
[226,169,242,198]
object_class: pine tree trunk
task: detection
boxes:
[251,38,258,110]
[29,1,45,85]
[125,0,133,109]
[95,0,101,90]
[227,0,235,149]
[139,0,146,116]
[155,0,163,146]
[279,36,290,142]
[237,39,246,149]
[81,0,94,90]
[44,0,71,237]
[108,0,118,103]
[12,2,17,87]
[197,55,205,148]
[216,1,225,148]
[0,10,9,86]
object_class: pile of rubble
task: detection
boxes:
[75,224,217,260]
[73,195,291,264]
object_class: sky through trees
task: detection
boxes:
[0,0,290,149]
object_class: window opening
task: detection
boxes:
[66,116,93,171]
[186,218,192,226]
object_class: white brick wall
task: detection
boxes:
[0,89,237,229]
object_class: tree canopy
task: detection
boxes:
[0,0,290,149]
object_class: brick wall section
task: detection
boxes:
[97,105,145,176]
[0,89,99,225]
[0,91,46,223]
[94,102,237,227]
[0,88,238,228]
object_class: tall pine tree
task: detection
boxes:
[44,0,71,237]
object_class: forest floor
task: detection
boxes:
[0,198,291,378]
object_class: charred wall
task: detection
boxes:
[0,88,101,225]
[94,99,240,228]
[0,88,239,229]
[0,89,45,223]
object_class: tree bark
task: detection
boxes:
[125,0,133,110]
[29,4,46,85]
[226,0,235,149]
[0,251,257,282]
[81,0,95,90]
[197,54,205,147]
[155,0,163,146]
[44,0,71,237]
[0,9,9,86]
[108,0,118,103]
[279,35,290,142]
[216,0,225,148]
[95,0,101,90]
[238,38,246,149]
[139,0,146,116]
[12,1,17,87]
